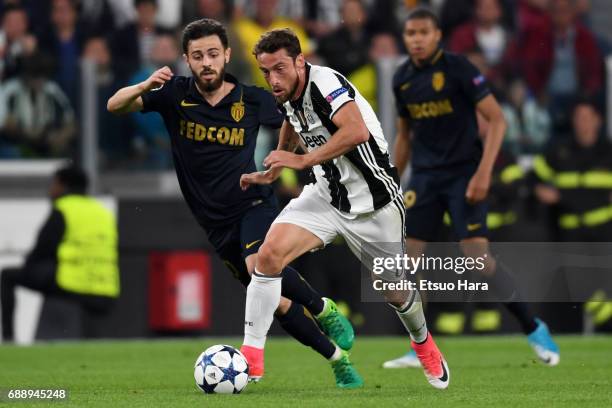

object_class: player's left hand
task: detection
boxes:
[240,168,281,190]
[465,170,491,204]
[263,151,309,170]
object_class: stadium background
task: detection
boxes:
[1,0,611,343]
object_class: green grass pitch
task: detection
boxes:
[1,336,611,407]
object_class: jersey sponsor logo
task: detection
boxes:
[432,71,445,92]
[325,87,348,102]
[473,75,486,86]
[179,119,244,146]
[245,239,261,249]
[231,101,245,122]
[300,133,327,148]
[406,99,454,119]
[180,99,199,107]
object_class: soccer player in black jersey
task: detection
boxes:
[383,9,560,368]
[107,18,360,386]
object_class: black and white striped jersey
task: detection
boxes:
[281,63,401,216]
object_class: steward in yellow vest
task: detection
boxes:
[54,194,119,297]
[1,166,119,342]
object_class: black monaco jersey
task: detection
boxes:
[141,74,283,228]
[393,49,491,171]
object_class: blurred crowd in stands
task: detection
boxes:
[0,0,609,165]
[1,0,611,245]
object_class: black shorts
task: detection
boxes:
[404,164,488,241]
[205,197,279,286]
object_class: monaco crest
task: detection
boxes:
[231,101,245,122]
[432,71,445,92]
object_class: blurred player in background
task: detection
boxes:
[106,18,359,387]
[383,8,559,368]
[239,28,450,390]
[1,166,118,342]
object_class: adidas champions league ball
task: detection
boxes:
[194,345,249,394]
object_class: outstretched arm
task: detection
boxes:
[107,66,173,114]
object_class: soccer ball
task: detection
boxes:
[194,344,249,394]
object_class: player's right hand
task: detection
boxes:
[143,66,173,91]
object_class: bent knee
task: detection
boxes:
[256,242,285,273]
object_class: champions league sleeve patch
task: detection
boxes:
[472,75,486,86]
[325,87,348,102]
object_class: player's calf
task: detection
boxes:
[242,272,282,359]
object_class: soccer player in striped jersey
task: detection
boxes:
[239,28,450,390]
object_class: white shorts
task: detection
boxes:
[272,184,406,281]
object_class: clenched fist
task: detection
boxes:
[144,66,173,92]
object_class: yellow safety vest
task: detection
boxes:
[534,154,612,229]
[55,195,120,297]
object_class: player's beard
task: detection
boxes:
[193,65,225,93]
[274,78,299,104]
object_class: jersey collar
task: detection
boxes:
[410,47,444,70]
[289,62,311,109]
[187,72,242,107]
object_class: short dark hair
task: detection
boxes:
[2,4,26,18]
[572,95,602,116]
[252,28,301,59]
[55,166,89,194]
[181,18,228,53]
[405,7,440,29]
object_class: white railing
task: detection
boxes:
[81,58,99,194]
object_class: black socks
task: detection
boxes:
[276,301,336,359]
[281,266,325,316]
